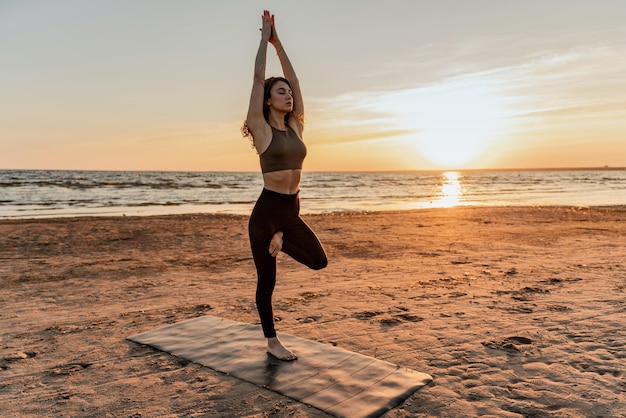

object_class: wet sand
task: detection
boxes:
[1,206,625,417]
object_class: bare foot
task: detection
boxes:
[267,337,297,361]
[268,231,283,257]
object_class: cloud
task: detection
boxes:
[498,44,626,135]
[312,40,626,136]
[302,37,626,169]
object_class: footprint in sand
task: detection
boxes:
[296,316,321,323]
[379,317,403,325]
[503,305,534,314]
[1,351,37,370]
[394,313,424,322]
[354,311,383,320]
[547,304,572,312]
[3,351,37,362]
[482,336,532,353]
[47,362,92,376]
[503,336,532,345]
[356,310,424,325]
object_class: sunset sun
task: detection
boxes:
[413,78,515,167]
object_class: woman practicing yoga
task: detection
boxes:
[244,10,328,361]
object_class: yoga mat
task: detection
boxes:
[128,315,432,418]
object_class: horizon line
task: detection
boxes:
[1,166,625,173]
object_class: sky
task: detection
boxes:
[2,0,626,172]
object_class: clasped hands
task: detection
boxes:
[260,9,280,47]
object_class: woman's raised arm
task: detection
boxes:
[246,10,273,149]
[269,15,304,133]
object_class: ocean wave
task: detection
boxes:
[1,181,227,190]
[1,169,625,218]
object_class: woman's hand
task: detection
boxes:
[268,12,281,47]
[269,231,283,257]
[260,9,272,41]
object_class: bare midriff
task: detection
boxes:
[263,169,302,195]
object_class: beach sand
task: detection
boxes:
[1,206,625,417]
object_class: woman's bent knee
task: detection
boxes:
[312,256,328,270]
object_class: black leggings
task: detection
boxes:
[248,188,328,338]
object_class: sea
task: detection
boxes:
[0,169,624,219]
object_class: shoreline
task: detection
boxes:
[2,206,625,416]
[2,202,626,222]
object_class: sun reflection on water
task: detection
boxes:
[433,171,463,208]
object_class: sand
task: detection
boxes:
[1,206,625,417]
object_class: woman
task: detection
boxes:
[244,10,328,361]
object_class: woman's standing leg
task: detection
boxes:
[248,212,278,338]
[248,190,298,360]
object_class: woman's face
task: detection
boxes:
[267,81,293,114]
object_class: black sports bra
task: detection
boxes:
[259,126,307,173]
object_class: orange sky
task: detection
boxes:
[2,1,625,171]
